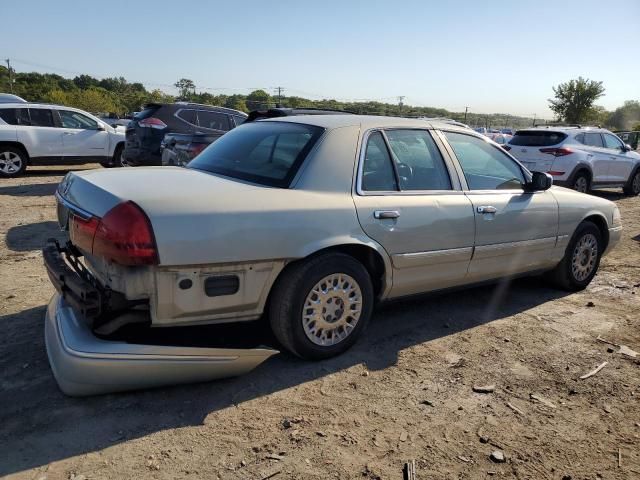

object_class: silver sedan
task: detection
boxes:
[45,115,622,394]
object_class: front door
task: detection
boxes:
[441,131,559,282]
[58,110,108,160]
[353,129,475,297]
[602,132,635,183]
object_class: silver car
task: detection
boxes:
[45,115,622,395]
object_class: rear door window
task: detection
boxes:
[28,109,55,127]
[197,111,230,131]
[509,131,567,146]
[361,131,398,192]
[385,129,451,190]
[583,133,604,147]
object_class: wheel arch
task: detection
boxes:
[0,141,30,164]
[581,213,609,252]
[567,163,593,186]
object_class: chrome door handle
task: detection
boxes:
[374,210,400,219]
[477,206,497,214]
[63,132,75,135]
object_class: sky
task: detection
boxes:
[3,0,639,118]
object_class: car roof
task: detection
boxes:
[520,125,610,134]
[260,114,474,133]
[0,93,27,103]
[148,102,248,117]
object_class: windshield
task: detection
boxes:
[188,121,324,187]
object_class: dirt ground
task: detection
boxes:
[1,166,639,480]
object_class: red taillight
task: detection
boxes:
[93,202,159,266]
[138,117,167,129]
[70,215,99,253]
[189,143,207,158]
[548,171,566,176]
[539,147,573,157]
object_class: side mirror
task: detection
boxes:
[525,171,553,192]
[622,144,633,152]
[96,125,105,131]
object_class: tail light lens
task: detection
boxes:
[189,143,208,158]
[539,147,573,157]
[70,202,158,266]
[138,117,167,129]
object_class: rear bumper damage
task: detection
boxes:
[45,294,278,396]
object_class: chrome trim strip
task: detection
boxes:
[392,246,473,269]
[473,237,556,259]
[55,191,94,220]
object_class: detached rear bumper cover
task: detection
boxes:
[45,294,278,396]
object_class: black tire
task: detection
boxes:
[101,144,125,168]
[623,169,640,196]
[546,221,603,291]
[572,171,590,193]
[0,146,28,178]
[269,252,374,360]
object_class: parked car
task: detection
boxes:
[0,103,126,177]
[45,115,622,395]
[160,108,351,166]
[505,126,640,195]
[615,131,639,151]
[0,93,27,103]
[500,128,515,135]
[124,103,247,166]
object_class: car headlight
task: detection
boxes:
[612,206,622,227]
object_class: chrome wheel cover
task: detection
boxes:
[571,233,598,281]
[302,273,362,347]
[574,176,588,193]
[0,151,22,174]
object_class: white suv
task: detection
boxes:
[0,103,125,178]
[506,126,640,195]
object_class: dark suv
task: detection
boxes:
[124,103,247,166]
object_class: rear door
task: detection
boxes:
[506,130,567,172]
[442,131,559,281]
[353,128,475,297]
[57,109,109,159]
[16,108,63,160]
[602,132,634,182]
[580,132,610,181]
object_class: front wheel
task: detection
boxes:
[101,145,126,168]
[623,170,640,196]
[546,221,602,291]
[269,253,374,360]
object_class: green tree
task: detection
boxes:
[607,100,640,130]
[245,89,271,110]
[174,78,196,99]
[73,74,100,90]
[548,77,605,124]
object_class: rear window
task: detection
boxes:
[509,131,567,147]
[134,105,161,120]
[188,121,324,187]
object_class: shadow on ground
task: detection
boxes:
[5,221,63,252]
[0,276,568,476]
[0,183,58,197]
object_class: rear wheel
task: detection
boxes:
[623,169,640,196]
[546,221,602,291]
[101,144,125,168]
[0,146,27,178]
[269,252,374,360]
[572,171,590,193]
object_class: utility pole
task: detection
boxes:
[397,96,405,115]
[464,106,469,123]
[275,87,284,107]
[5,59,14,93]
[532,113,537,127]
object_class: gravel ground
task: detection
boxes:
[1,165,639,480]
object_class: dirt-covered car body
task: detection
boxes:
[52,116,622,330]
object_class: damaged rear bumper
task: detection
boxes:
[44,294,278,396]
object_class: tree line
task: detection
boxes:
[1,67,638,131]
